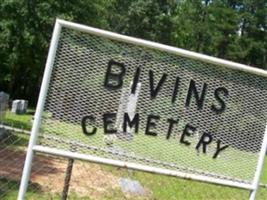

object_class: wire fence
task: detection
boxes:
[0,123,267,199]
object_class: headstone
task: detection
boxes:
[116,82,141,141]
[0,92,9,121]
[119,178,146,196]
[11,100,20,113]
[11,99,28,114]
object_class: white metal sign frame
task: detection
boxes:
[18,19,267,200]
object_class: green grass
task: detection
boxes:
[0,178,94,200]
[261,161,267,183]
[2,109,34,130]
[101,159,267,200]
[40,119,259,182]
[1,112,267,199]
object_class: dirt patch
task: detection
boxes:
[0,148,151,199]
[0,148,120,197]
[0,148,27,181]
[31,157,121,199]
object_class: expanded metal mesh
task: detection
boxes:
[37,26,267,186]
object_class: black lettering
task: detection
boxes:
[103,113,117,134]
[211,87,229,114]
[145,114,160,136]
[186,80,207,110]
[123,113,139,133]
[166,118,179,139]
[104,60,126,90]
[196,132,213,153]
[180,124,196,145]
[149,70,167,99]
[213,140,229,159]
[131,67,141,94]
[172,76,180,103]
[81,116,97,136]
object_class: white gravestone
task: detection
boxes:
[116,82,141,141]
[11,100,28,114]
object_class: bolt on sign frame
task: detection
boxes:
[18,19,267,200]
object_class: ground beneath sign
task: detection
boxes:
[0,148,152,199]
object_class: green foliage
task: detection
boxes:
[0,0,110,105]
[0,0,266,106]
[106,0,177,44]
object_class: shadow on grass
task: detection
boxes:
[2,110,34,131]
[2,118,32,130]
[0,178,42,200]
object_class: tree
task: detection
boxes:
[0,0,110,105]
[0,0,266,106]
[238,0,267,69]
[106,0,177,45]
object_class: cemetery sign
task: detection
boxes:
[18,19,267,200]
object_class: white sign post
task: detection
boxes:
[18,19,267,200]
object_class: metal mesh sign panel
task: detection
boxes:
[37,24,267,186]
